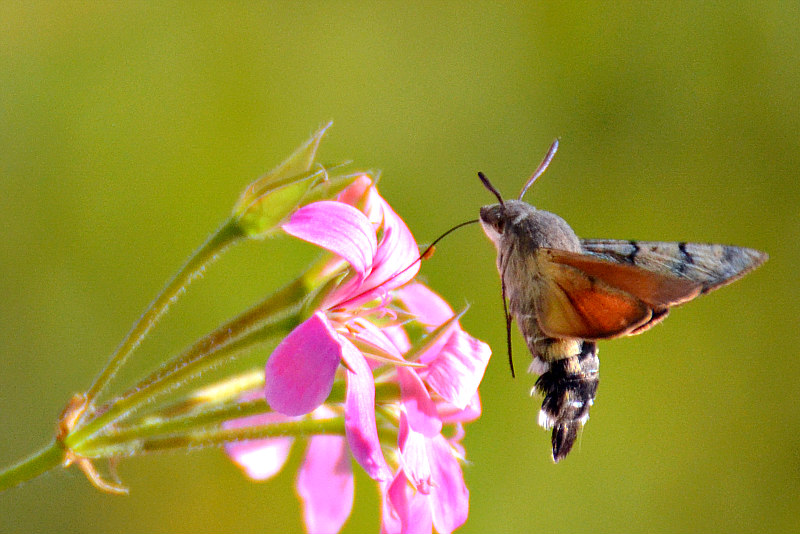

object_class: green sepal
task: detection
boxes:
[235,169,323,237]
[233,121,332,216]
[235,169,366,238]
[403,306,469,363]
[296,171,365,207]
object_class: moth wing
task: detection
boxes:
[534,255,653,340]
[579,239,768,296]
[542,248,703,308]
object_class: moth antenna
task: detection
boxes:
[478,172,505,206]
[518,138,559,200]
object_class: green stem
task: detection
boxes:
[66,315,297,453]
[87,380,400,451]
[68,254,337,451]
[82,219,245,410]
[0,441,64,493]
[81,418,347,458]
[95,398,272,447]
[116,275,308,399]
[0,378,400,488]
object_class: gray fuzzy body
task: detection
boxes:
[480,200,583,362]
[480,199,600,462]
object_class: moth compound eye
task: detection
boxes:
[480,206,505,234]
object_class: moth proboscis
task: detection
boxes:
[478,140,768,462]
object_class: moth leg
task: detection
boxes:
[502,278,515,378]
[499,247,516,378]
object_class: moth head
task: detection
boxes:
[478,138,560,246]
[478,171,507,241]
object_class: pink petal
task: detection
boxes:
[370,199,420,284]
[395,284,461,366]
[334,196,420,309]
[395,283,455,328]
[348,317,405,360]
[438,392,482,424]
[223,410,294,481]
[398,368,442,437]
[446,423,467,458]
[380,489,402,534]
[336,175,372,208]
[359,182,390,228]
[336,176,384,226]
[397,415,433,494]
[365,198,420,288]
[382,472,433,534]
[297,433,354,534]
[421,331,491,410]
[428,435,469,534]
[282,200,377,280]
[341,337,392,482]
[264,312,342,416]
[381,324,412,354]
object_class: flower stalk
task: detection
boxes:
[81,219,245,416]
[65,246,343,454]
[0,125,349,491]
[0,441,63,493]
[0,124,490,534]
[81,414,349,459]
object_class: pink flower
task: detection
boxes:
[225,404,354,534]
[381,427,470,534]
[378,286,484,534]
[225,177,490,534]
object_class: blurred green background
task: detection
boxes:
[1,2,797,533]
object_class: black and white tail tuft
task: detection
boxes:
[533,341,599,462]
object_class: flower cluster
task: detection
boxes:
[225,176,491,534]
[0,126,492,534]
